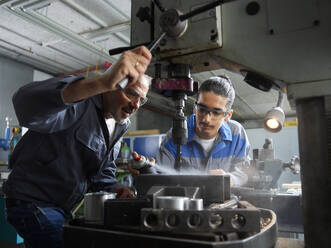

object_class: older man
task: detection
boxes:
[4,46,152,248]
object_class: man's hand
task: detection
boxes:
[128,151,155,177]
[62,46,152,103]
[100,46,152,91]
[208,169,234,187]
[208,169,226,175]
[114,186,135,198]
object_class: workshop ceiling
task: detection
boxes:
[0,0,296,124]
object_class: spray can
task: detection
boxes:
[131,155,155,174]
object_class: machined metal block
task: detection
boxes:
[140,201,260,233]
[135,174,231,204]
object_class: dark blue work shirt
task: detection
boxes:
[3,76,128,212]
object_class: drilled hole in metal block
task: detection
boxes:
[166,214,180,228]
[231,214,246,229]
[144,213,158,228]
[187,213,202,228]
[209,213,223,228]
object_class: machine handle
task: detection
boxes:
[117,32,166,89]
[152,0,166,12]
[108,43,150,56]
[179,0,233,21]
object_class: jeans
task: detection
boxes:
[5,202,72,248]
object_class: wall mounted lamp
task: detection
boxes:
[263,91,285,133]
[240,70,286,133]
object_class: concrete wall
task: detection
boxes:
[0,56,34,162]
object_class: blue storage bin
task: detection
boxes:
[121,134,165,158]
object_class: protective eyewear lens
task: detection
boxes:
[195,103,227,119]
[123,88,148,106]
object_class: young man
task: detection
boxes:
[130,76,250,187]
[4,46,152,248]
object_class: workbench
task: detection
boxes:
[62,221,304,248]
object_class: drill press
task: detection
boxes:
[109,0,227,171]
[152,63,198,170]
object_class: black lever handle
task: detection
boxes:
[116,32,166,89]
[180,0,224,21]
[152,0,166,12]
[108,43,149,56]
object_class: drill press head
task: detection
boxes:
[152,64,198,171]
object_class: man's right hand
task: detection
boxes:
[62,46,152,104]
[100,46,152,91]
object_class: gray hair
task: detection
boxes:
[197,75,235,111]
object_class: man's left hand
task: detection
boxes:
[115,186,136,198]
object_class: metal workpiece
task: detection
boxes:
[147,185,202,208]
[140,201,261,233]
[64,209,277,248]
[189,198,204,210]
[66,172,278,248]
[154,195,204,211]
[83,192,117,225]
[155,196,190,210]
[135,174,231,205]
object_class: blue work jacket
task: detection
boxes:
[3,76,128,212]
[155,114,250,186]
